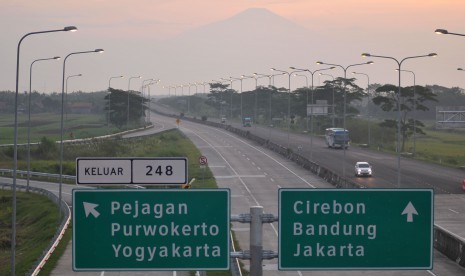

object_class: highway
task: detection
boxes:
[151,112,465,275]
[3,108,464,275]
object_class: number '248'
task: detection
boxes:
[145,165,173,176]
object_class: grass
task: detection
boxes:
[0,112,115,145]
[0,129,235,275]
[0,189,61,276]
[411,128,465,166]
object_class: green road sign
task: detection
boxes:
[73,189,230,271]
[279,189,433,270]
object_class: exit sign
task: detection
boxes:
[73,189,230,271]
[279,189,433,270]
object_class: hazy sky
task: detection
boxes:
[1,0,465,95]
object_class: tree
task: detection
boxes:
[105,88,148,128]
[372,84,437,151]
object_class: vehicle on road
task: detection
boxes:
[242,117,252,127]
[355,161,372,177]
[325,127,349,149]
[221,117,227,123]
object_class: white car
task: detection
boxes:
[355,162,372,177]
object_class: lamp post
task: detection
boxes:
[293,73,309,131]
[127,76,141,128]
[141,79,154,123]
[395,69,417,157]
[12,26,76,275]
[316,61,374,180]
[65,73,82,125]
[108,75,124,130]
[435,28,465,37]
[59,49,103,220]
[290,66,334,160]
[270,68,307,149]
[230,77,245,120]
[352,71,371,146]
[361,52,437,187]
[254,72,284,130]
[242,75,261,126]
[27,56,60,191]
[221,77,239,120]
[319,73,336,127]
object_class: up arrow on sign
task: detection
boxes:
[83,202,100,218]
[402,201,418,222]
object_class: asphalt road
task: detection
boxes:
[152,112,465,276]
[226,120,465,194]
[3,107,464,275]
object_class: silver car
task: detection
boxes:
[355,162,372,177]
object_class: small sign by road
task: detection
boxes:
[199,155,208,166]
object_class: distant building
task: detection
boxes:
[68,102,93,114]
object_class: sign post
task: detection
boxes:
[199,156,207,185]
[279,188,433,270]
[73,189,230,271]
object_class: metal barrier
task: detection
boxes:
[0,183,71,276]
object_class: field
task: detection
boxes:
[0,129,234,275]
[0,112,112,145]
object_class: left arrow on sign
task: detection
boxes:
[83,202,100,218]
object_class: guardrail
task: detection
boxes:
[153,108,465,269]
[0,183,71,276]
[0,169,75,181]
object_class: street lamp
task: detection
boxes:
[127,76,141,127]
[230,77,246,120]
[435,29,465,37]
[254,72,285,131]
[361,52,437,187]
[108,75,124,130]
[270,67,307,149]
[27,56,60,191]
[221,77,239,120]
[12,26,76,275]
[59,49,103,210]
[242,74,262,126]
[395,69,417,157]
[290,66,334,160]
[352,71,371,146]
[316,60,373,180]
[319,72,336,127]
[65,73,82,122]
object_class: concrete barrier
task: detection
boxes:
[154,109,465,268]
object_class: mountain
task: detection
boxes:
[148,8,329,88]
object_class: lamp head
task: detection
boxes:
[316,61,323,64]
[64,26,78,32]
[95,49,104,53]
[429,53,438,57]
[53,56,61,60]
[270,68,276,71]
[458,68,464,71]
[435,29,448,34]
[289,67,296,69]
[361,53,371,57]
[78,74,82,76]
[367,61,374,64]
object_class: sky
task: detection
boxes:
[1,0,465,95]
